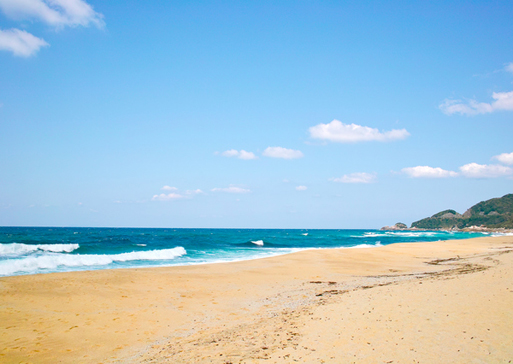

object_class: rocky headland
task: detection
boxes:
[381,193,513,233]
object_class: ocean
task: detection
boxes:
[0,227,493,277]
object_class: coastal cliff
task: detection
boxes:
[382,194,513,231]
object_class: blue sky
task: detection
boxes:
[0,0,512,228]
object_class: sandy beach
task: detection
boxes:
[1,235,513,363]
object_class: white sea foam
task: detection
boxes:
[251,240,264,246]
[0,247,186,276]
[0,243,80,256]
[351,242,383,249]
[387,232,437,237]
[491,232,513,237]
[360,232,382,237]
[356,231,438,238]
[302,233,308,236]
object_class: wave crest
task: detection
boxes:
[0,247,187,276]
[354,232,439,238]
[0,243,80,256]
[351,242,383,249]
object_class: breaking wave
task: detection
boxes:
[491,232,513,237]
[0,247,186,276]
[0,243,80,256]
[350,242,383,248]
[355,231,439,238]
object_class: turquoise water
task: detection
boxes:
[0,227,492,276]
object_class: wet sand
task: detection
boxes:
[1,236,513,363]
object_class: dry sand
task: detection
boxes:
[1,235,513,363]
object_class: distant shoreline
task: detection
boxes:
[381,226,513,233]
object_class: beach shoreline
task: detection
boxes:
[1,235,513,363]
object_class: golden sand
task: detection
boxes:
[1,236,513,363]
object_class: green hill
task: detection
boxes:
[411,194,513,229]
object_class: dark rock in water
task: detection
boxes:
[380,222,408,230]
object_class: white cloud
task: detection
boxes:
[440,91,513,116]
[309,120,410,143]
[221,149,238,157]
[162,185,178,191]
[330,172,377,184]
[401,166,458,178]
[493,152,513,165]
[0,28,48,57]
[459,163,513,178]
[295,185,307,191]
[211,186,251,193]
[186,189,204,195]
[153,187,204,200]
[239,150,257,160]
[505,62,513,74]
[0,0,104,28]
[221,149,258,160]
[152,193,184,201]
[262,146,303,159]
